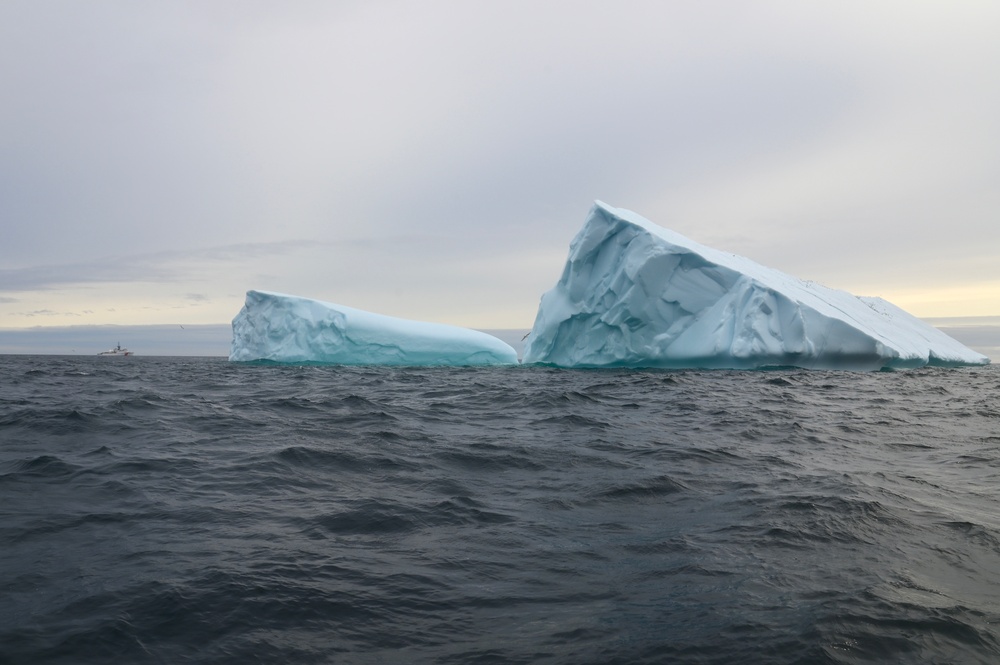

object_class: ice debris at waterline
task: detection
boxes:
[230,290,518,366]
[523,202,989,371]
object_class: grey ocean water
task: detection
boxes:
[2,356,999,664]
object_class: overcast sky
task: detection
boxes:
[2,1,999,331]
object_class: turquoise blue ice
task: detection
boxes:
[523,202,989,370]
[230,290,517,366]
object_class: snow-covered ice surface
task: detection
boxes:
[524,202,990,370]
[230,291,518,366]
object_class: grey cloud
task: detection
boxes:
[0,260,178,293]
[15,309,64,317]
[0,240,323,293]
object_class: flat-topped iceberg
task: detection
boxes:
[230,290,518,366]
[524,202,989,370]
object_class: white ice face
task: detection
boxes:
[523,202,990,370]
[230,291,518,366]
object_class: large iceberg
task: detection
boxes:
[230,290,518,366]
[523,202,989,370]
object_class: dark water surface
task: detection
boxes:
[2,356,999,664]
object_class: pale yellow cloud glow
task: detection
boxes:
[873,282,1000,319]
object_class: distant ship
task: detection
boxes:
[98,343,133,357]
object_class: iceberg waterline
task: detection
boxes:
[230,203,988,369]
[523,202,989,370]
[230,291,518,366]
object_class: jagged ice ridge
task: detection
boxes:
[523,201,989,370]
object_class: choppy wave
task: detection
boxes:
[1,356,999,664]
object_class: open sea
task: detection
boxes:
[1,355,999,664]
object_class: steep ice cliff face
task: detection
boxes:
[230,291,518,366]
[523,202,989,370]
